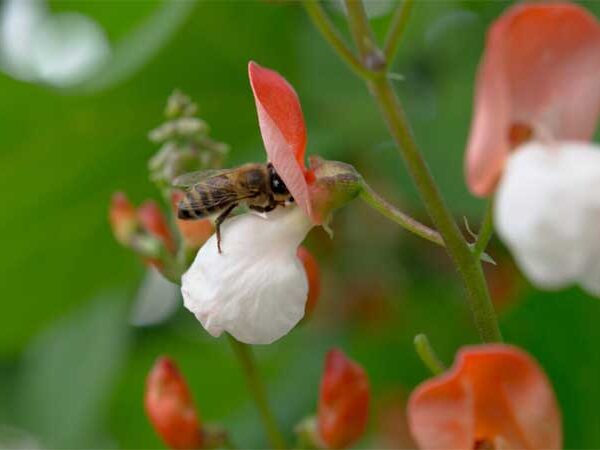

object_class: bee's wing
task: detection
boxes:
[181,189,255,212]
[172,169,237,189]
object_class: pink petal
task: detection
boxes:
[248,61,313,220]
[408,344,562,450]
[465,3,600,196]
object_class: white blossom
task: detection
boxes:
[495,141,600,295]
[181,207,312,344]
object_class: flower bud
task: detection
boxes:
[138,201,176,253]
[145,357,203,449]
[318,349,370,449]
[308,157,363,225]
[109,192,138,246]
[297,246,321,318]
[171,192,214,249]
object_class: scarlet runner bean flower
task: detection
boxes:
[145,357,204,450]
[464,2,600,295]
[408,344,561,450]
[181,62,359,344]
[317,349,370,449]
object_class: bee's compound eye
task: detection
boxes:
[270,170,289,195]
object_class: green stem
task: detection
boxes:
[301,1,378,80]
[227,336,287,449]
[312,0,502,343]
[473,199,494,259]
[414,334,445,375]
[360,181,444,247]
[383,0,414,67]
[344,0,382,68]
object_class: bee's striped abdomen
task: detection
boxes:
[177,178,233,220]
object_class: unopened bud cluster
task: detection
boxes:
[110,92,225,279]
[149,90,229,187]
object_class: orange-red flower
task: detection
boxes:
[465,2,600,196]
[145,357,203,450]
[408,344,562,450]
[297,246,321,318]
[318,349,370,449]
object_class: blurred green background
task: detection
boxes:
[1,0,600,448]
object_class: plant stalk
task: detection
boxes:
[227,336,287,449]
[384,0,414,66]
[360,181,444,247]
[330,0,502,342]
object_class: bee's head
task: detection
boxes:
[267,163,293,201]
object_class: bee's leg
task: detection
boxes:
[215,203,237,254]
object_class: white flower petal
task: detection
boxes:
[495,141,600,295]
[181,207,312,344]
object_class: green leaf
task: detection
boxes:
[15,294,131,448]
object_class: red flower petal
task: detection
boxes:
[318,349,370,449]
[138,201,176,253]
[297,246,321,318]
[408,344,561,450]
[248,61,313,220]
[465,2,600,196]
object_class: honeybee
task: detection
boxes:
[173,162,293,253]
